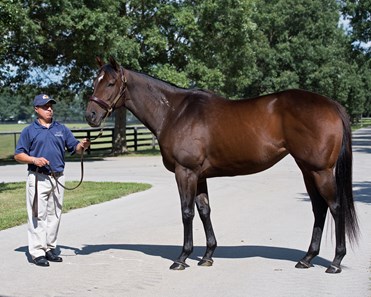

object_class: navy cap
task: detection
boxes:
[33,94,57,107]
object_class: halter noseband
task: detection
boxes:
[89,66,127,114]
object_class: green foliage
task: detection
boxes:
[0,0,369,120]
[0,87,33,122]
[183,0,258,97]
[341,0,371,46]
[245,0,369,119]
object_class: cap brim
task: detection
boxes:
[35,99,57,106]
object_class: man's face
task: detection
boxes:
[35,103,54,121]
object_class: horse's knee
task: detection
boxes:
[196,194,210,216]
[328,202,340,215]
[182,207,195,222]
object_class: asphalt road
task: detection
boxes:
[0,128,370,297]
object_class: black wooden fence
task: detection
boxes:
[72,126,158,154]
[1,125,158,159]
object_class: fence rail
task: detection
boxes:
[0,125,158,159]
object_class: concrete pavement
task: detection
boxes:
[0,128,370,297]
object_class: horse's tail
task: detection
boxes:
[335,103,359,245]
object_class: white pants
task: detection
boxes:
[26,171,65,259]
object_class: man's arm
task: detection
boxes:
[14,153,49,167]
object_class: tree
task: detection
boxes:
[341,0,371,48]
[0,88,31,122]
[184,0,258,97]
[1,0,139,152]
[242,0,368,119]
[340,0,371,118]
[1,0,369,134]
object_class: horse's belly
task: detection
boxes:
[202,149,288,178]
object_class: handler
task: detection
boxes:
[14,94,90,267]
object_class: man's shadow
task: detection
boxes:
[15,244,332,268]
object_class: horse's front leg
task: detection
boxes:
[170,166,198,270]
[195,179,217,267]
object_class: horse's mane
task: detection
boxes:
[104,62,217,98]
[132,69,216,96]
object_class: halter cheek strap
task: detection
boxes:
[89,67,127,114]
[89,96,113,113]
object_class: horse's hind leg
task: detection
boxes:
[297,167,346,273]
[295,169,329,269]
[195,179,217,266]
[314,169,346,273]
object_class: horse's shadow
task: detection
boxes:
[352,133,371,154]
[15,244,331,268]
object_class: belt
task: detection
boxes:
[30,170,64,178]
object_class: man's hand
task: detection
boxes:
[77,138,91,153]
[33,157,49,167]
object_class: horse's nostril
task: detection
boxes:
[85,111,94,122]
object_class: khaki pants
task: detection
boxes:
[26,171,65,259]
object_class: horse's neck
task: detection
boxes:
[125,71,184,137]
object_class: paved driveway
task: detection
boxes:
[0,128,370,297]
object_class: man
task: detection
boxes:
[14,94,90,267]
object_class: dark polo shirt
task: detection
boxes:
[15,119,79,174]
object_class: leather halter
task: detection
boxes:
[89,66,127,115]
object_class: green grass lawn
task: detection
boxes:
[351,118,371,130]
[0,181,151,230]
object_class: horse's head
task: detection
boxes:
[85,56,127,127]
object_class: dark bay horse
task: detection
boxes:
[85,57,358,273]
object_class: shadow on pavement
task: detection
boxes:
[16,243,331,268]
[352,133,371,154]
[353,181,371,204]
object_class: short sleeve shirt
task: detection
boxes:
[15,119,80,174]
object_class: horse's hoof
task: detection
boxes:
[198,258,213,267]
[169,261,189,270]
[295,260,313,269]
[326,265,342,274]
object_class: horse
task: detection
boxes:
[85,56,358,273]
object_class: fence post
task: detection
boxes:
[87,131,91,155]
[111,128,114,153]
[14,133,17,152]
[134,126,138,151]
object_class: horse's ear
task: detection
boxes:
[96,56,104,67]
[109,56,120,71]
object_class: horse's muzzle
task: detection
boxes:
[85,111,101,127]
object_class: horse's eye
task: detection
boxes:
[108,80,115,87]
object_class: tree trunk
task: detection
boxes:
[112,107,127,155]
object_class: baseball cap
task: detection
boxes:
[33,94,57,107]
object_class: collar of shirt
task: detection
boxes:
[33,118,56,129]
